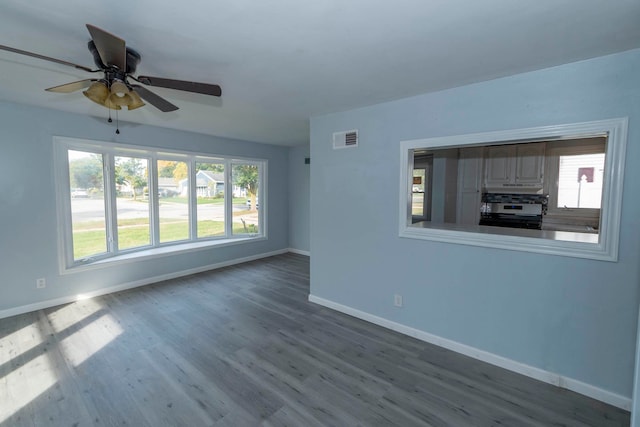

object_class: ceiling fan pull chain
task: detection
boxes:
[115,109,120,134]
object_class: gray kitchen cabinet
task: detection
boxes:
[456,147,483,225]
[484,143,545,188]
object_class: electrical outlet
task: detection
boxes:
[36,278,46,289]
[394,294,403,307]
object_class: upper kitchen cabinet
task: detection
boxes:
[515,143,545,184]
[484,142,545,188]
[485,145,513,185]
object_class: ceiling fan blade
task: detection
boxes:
[46,79,97,93]
[130,85,178,112]
[138,76,222,97]
[86,24,126,70]
[0,44,95,73]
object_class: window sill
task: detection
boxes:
[61,235,265,275]
[403,222,611,261]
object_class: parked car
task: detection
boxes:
[71,189,89,198]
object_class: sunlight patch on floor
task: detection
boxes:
[0,322,45,365]
[59,313,123,367]
[0,299,125,423]
[0,352,58,423]
[46,298,104,333]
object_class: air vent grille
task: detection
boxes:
[333,129,358,149]
[345,131,357,146]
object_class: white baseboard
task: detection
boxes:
[0,249,288,320]
[288,248,310,256]
[308,294,631,411]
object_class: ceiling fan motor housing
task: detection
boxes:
[87,40,141,74]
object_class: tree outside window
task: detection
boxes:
[232,163,260,234]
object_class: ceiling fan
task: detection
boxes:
[0,24,222,113]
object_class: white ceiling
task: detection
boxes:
[1,1,639,146]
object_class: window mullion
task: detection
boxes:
[259,162,266,237]
[60,145,76,268]
[150,156,160,246]
[189,159,197,240]
[225,160,233,237]
[104,153,118,253]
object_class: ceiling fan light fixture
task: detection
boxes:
[127,90,145,110]
[108,79,133,107]
[103,96,122,110]
[110,80,129,97]
[83,80,109,106]
[109,92,133,107]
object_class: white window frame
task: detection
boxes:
[398,118,628,262]
[54,136,267,272]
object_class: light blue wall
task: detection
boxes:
[0,101,290,313]
[288,144,310,253]
[633,311,640,425]
[310,49,640,398]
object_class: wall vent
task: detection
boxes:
[333,129,358,149]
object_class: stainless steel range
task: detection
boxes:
[479,193,548,230]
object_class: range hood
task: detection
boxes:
[483,183,544,194]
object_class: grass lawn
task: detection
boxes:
[73,218,257,260]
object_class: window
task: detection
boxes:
[557,154,604,209]
[158,159,190,243]
[114,156,151,250]
[232,163,260,235]
[68,150,107,260]
[55,137,266,270]
[195,161,226,238]
[399,118,628,261]
[544,140,606,212]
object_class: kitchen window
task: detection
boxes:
[557,153,604,209]
[398,118,628,261]
[55,137,266,271]
[543,139,606,232]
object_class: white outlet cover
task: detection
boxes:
[394,294,403,307]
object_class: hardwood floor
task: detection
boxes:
[0,253,630,426]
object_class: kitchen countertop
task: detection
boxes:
[411,221,599,244]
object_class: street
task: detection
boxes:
[71,198,258,225]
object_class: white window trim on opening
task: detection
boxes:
[398,118,628,262]
[53,136,268,273]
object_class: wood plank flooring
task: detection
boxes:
[0,253,631,426]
